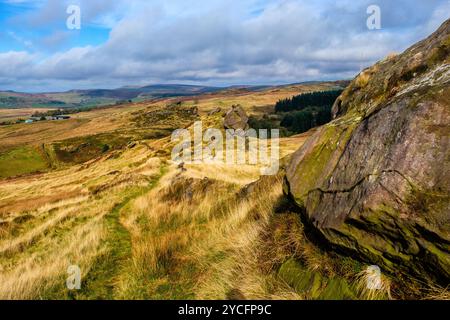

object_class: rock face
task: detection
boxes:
[285,19,450,285]
[224,105,250,130]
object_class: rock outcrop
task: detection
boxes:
[224,105,250,130]
[285,19,450,285]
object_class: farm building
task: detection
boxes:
[55,115,71,120]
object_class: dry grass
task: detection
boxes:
[185,162,261,185]
[0,142,162,299]
[0,87,314,299]
[1,133,446,299]
[355,71,371,88]
[422,284,450,300]
[354,266,392,300]
[384,52,398,61]
[0,217,106,299]
[112,163,306,299]
[1,85,445,300]
[0,119,399,300]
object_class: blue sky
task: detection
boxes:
[0,0,448,92]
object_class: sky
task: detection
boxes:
[0,0,448,92]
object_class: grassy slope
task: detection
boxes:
[0,119,394,300]
[1,82,442,300]
[0,146,48,178]
[0,117,313,300]
[0,143,163,299]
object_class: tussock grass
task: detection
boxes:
[355,71,371,88]
[0,217,106,299]
[114,167,305,299]
[0,144,162,299]
[0,130,400,300]
[185,162,261,185]
[421,284,450,300]
[354,267,392,300]
[2,109,444,300]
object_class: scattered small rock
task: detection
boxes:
[127,142,137,149]
[177,162,187,172]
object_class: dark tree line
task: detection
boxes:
[275,89,342,134]
[280,106,331,133]
[274,89,342,113]
[32,107,95,118]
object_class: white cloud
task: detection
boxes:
[0,51,35,76]
[0,0,448,91]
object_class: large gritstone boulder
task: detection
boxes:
[285,19,450,285]
[224,105,250,131]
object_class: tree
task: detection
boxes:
[316,106,332,125]
[274,89,343,112]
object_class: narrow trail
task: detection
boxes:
[71,166,167,300]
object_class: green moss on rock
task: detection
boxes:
[278,258,357,300]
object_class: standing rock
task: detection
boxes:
[224,105,249,131]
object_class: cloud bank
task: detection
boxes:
[0,0,448,91]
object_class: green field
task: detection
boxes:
[0,146,48,178]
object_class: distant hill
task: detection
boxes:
[0,82,348,109]
[0,84,270,109]
[0,84,220,109]
[0,91,67,109]
[72,84,222,100]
